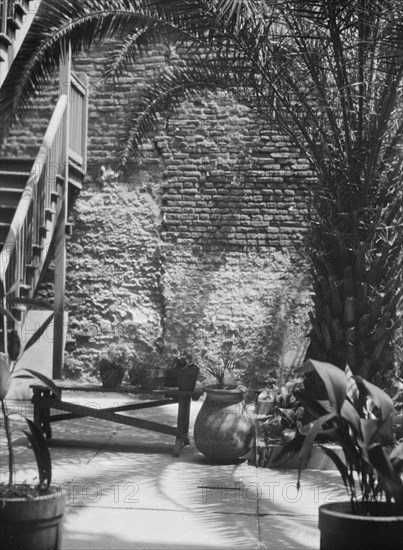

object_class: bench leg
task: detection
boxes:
[173,397,191,457]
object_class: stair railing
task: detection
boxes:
[0,67,88,354]
[0,1,43,88]
[0,94,68,304]
[1,1,7,34]
[69,71,89,170]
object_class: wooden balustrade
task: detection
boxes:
[0,0,9,34]
[69,72,89,169]
[0,66,88,354]
[0,96,68,306]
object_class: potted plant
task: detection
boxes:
[255,380,304,465]
[276,359,403,550]
[137,352,166,390]
[193,340,255,462]
[391,374,403,440]
[171,351,199,391]
[256,377,303,419]
[127,356,142,386]
[97,343,133,389]
[0,297,65,549]
[255,377,298,465]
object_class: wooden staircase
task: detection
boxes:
[0,158,33,253]
[0,157,85,258]
[0,46,89,384]
[0,0,41,87]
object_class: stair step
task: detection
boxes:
[0,157,35,171]
[0,223,10,241]
[0,185,24,192]
[18,283,32,297]
[0,32,13,48]
[0,206,16,224]
[39,225,48,238]
[0,170,30,188]
[0,187,24,206]
[14,2,28,19]
[32,243,44,256]
[51,191,61,202]
[0,231,10,249]
[44,207,56,220]
[11,304,26,321]
[7,16,22,32]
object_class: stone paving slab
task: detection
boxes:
[63,506,261,550]
[1,396,332,549]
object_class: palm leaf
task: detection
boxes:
[358,377,395,420]
[22,312,55,353]
[269,430,305,467]
[340,398,361,435]
[296,411,335,488]
[0,0,402,382]
[5,281,21,297]
[23,418,52,487]
[368,444,403,507]
[11,298,53,310]
[300,359,347,414]
[318,444,353,497]
[0,305,19,324]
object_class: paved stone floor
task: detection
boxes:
[1,393,347,549]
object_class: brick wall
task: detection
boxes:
[1,41,315,385]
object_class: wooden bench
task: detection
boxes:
[30,381,203,457]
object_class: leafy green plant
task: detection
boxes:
[205,340,250,389]
[135,351,166,390]
[259,377,303,407]
[97,343,135,388]
[128,350,166,385]
[259,379,304,442]
[97,343,133,375]
[170,350,198,370]
[277,359,403,514]
[1,0,403,384]
[0,296,60,496]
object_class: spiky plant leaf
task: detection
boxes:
[22,312,55,353]
[23,418,52,487]
[0,353,11,400]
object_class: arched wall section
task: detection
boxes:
[1,40,315,384]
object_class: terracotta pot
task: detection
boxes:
[255,400,275,416]
[165,368,177,387]
[100,369,124,389]
[0,489,65,550]
[174,365,199,391]
[193,386,255,461]
[319,501,403,550]
[139,369,165,390]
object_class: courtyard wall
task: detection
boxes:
[1,41,316,385]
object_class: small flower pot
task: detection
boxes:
[165,368,178,387]
[174,365,199,391]
[100,369,124,389]
[255,400,275,416]
[139,369,166,390]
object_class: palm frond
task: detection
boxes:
[1,0,402,381]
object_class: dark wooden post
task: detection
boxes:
[52,43,71,379]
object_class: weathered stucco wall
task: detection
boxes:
[1,41,315,385]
